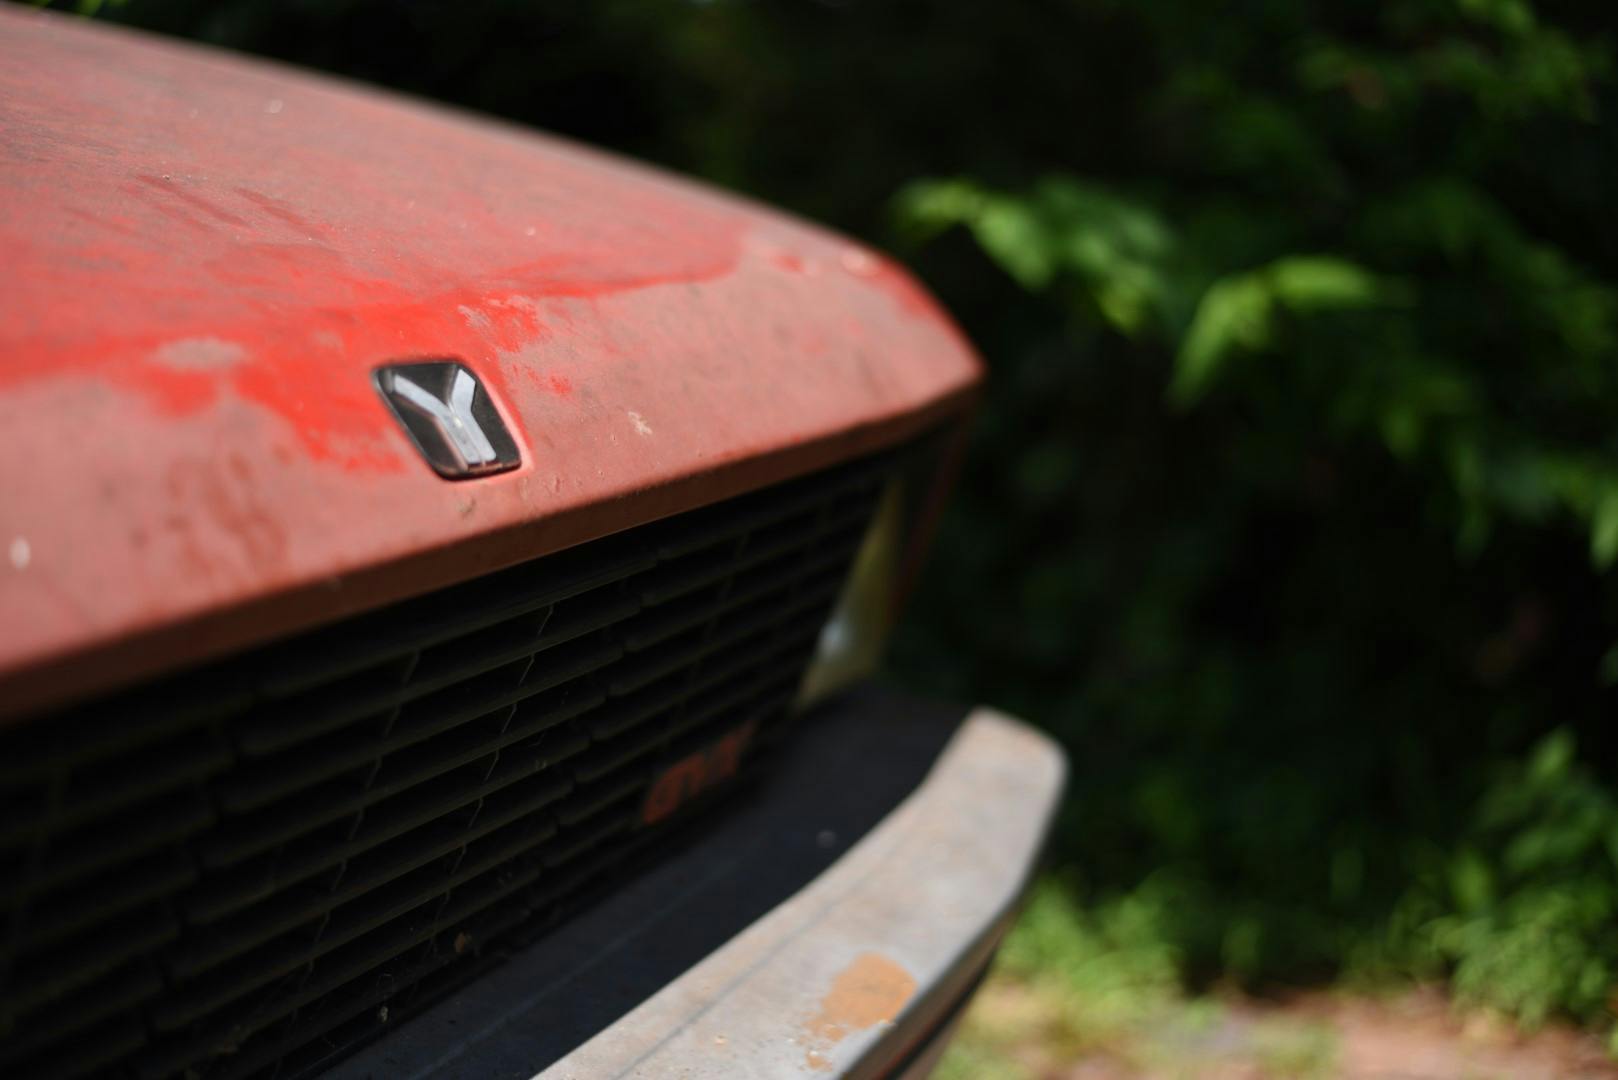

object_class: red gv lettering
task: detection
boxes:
[641,720,758,826]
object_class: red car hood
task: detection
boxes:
[0,10,979,714]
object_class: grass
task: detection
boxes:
[932,876,1615,1079]
[934,878,1240,1078]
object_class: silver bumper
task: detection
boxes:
[540,707,1064,1079]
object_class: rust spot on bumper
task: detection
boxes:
[802,952,916,1071]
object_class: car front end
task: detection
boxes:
[0,10,1064,1079]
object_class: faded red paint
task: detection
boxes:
[0,9,982,716]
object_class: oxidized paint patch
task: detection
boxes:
[801,952,917,1072]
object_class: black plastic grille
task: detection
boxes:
[0,451,891,1080]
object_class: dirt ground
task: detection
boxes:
[941,980,1618,1079]
[1195,990,1616,1080]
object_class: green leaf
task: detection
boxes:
[892,178,986,241]
[1528,728,1575,785]
[1591,488,1618,568]
[1170,255,1403,406]
[1449,849,1494,913]
[973,198,1057,289]
[1171,274,1273,405]
[1458,0,1537,37]
[1265,256,1399,311]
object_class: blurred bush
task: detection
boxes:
[880,1,1618,1036]
[42,0,1618,1037]
[878,0,1618,1035]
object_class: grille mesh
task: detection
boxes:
[0,451,890,1080]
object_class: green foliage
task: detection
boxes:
[1173,256,1405,406]
[939,882,1341,1076]
[898,179,1408,405]
[897,178,1182,333]
[886,0,1618,1037]
[998,877,1185,1026]
[1387,730,1618,1027]
[897,131,1618,567]
[40,0,1618,1043]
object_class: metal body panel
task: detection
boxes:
[0,10,980,714]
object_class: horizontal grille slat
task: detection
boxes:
[586,626,818,742]
[608,581,842,697]
[0,444,902,1080]
[18,848,196,951]
[154,813,564,1031]
[19,1014,148,1080]
[8,787,214,900]
[0,730,229,847]
[620,538,858,653]
[183,727,587,926]
[5,903,179,1015]
[0,687,244,786]
[0,960,159,1064]
[172,768,574,978]
[195,685,602,876]
[215,638,621,816]
[650,450,888,561]
[236,587,641,758]
[156,849,556,1059]
[247,544,657,700]
[637,509,843,606]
